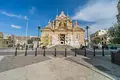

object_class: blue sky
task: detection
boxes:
[0,0,118,36]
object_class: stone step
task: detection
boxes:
[49,45,74,49]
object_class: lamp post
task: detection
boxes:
[37,26,40,48]
[25,16,28,48]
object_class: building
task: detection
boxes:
[30,36,40,48]
[41,11,85,48]
[0,33,15,48]
[0,32,41,48]
[14,36,40,48]
[90,30,109,47]
[14,36,30,46]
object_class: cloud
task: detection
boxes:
[72,0,118,34]
[11,24,21,29]
[0,10,29,20]
[29,6,36,14]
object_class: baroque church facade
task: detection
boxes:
[41,11,85,48]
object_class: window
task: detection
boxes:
[76,34,80,39]
[102,38,104,40]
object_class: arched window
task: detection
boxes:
[76,34,80,39]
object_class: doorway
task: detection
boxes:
[59,34,65,45]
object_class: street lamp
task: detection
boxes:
[37,26,40,48]
[25,16,29,48]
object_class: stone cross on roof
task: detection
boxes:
[59,11,66,18]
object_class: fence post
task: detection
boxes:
[35,48,37,56]
[25,47,27,56]
[102,46,105,56]
[54,48,56,57]
[84,48,86,56]
[93,47,95,57]
[75,48,77,56]
[15,47,17,56]
[65,48,67,57]
[43,48,45,56]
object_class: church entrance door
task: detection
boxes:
[59,34,65,45]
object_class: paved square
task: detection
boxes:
[0,55,119,80]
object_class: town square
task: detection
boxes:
[0,0,120,80]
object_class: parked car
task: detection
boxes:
[109,46,117,49]
[107,44,117,49]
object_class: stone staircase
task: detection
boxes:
[49,45,74,49]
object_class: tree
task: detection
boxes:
[114,24,120,44]
[86,26,90,41]
[86,26,90,47]
[27,39,33,44]
[108,23,120,44]
[37,26,40,37]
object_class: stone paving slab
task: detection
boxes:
[0,56,50,73]
[0,56,112,80]
[65,56,120,80]
[0,55,119,80]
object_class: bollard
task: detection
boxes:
[25,47,27,56]
[93,47,95,57]
[54,48,56,57]
[84,48,86,56]
[15,47,17,56]
[111,52,115,63]
[22,47,23,50]
[35,48,37,56]
[75,48,77,56]
[65,48,67,57]
[32,46,33,50]
[102,46,105,56]
[43,48,45,56]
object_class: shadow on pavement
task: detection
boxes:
[70,48,120,79]
[0,56,51,73]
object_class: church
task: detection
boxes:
[41,11,85,48]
